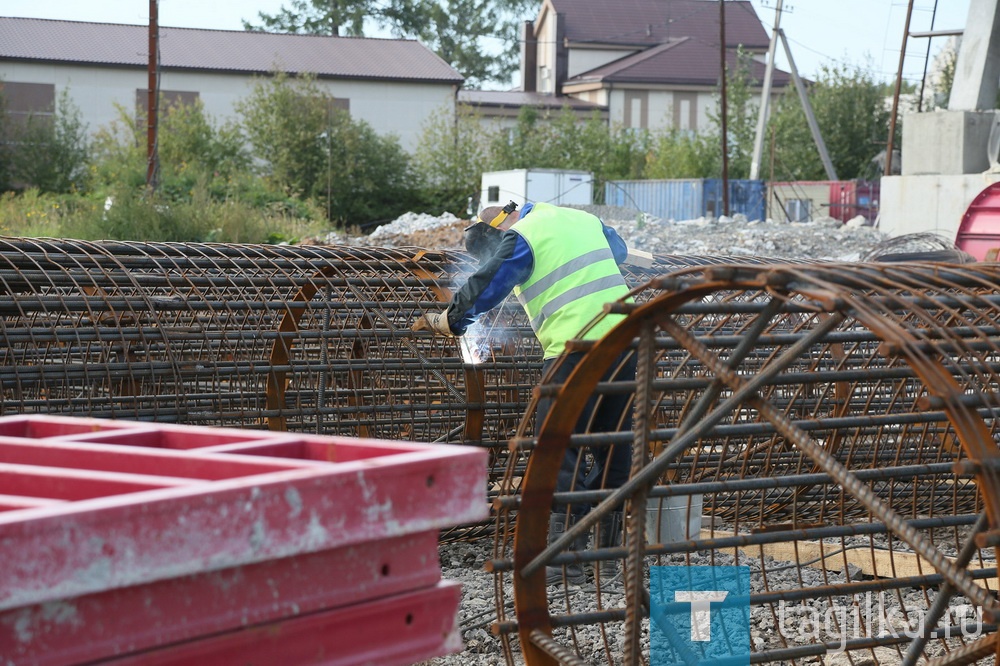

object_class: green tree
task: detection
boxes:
[243,0,534,87]
[644,130,719,179]
[91,100,252,202]
[927,37,958,110]
[10,90,89,193]
[765,62,892,181]
[481,106,650,202]
[707,48,758,179]
[412,105,491,214]
[236,72,417,224]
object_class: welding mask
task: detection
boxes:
[464,200,517,263]
[464,223,503,262]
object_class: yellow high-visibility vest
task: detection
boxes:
[512,203,631,359]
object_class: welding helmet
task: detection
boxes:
[464,200,517,262]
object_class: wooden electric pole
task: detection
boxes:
[147,0,159,191]
[885,0,915,177]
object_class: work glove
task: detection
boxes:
[412,310,455,337]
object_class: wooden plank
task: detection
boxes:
[702,528,999,589]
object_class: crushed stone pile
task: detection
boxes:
[328,205,891,262]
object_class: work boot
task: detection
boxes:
[594,510,624,581]
[545,512,587,586]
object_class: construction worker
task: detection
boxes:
[414,200,636,585]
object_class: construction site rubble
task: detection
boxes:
[326,205,890,261]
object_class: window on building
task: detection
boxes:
[623,91,648,129]
[672,92,697,132]
[1,82,55,133]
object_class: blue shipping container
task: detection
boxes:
[605,179,766,222]
[604,179,703,221]
[703,179,766,221]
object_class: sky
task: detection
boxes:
[0,0,972,87]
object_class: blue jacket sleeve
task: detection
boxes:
[446,233,534,335]
[603,223,629,265]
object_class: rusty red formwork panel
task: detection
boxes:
[0,415,487,666]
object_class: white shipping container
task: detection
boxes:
[480,169,593,208]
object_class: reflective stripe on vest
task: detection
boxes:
[511,203,630,358]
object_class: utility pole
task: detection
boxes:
[147,0,159,191]
[885,0,915,177]
[749,0,784,180]
[778,28,838,180]
[719,0,729,217]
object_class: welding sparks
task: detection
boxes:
[459,321,490,365]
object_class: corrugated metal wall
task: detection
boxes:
[604,179,765,221]
[604,179,704,221]
[703,179,766,221]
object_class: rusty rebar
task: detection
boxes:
[495,261,1000,665]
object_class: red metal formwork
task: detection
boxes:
[957,180,1000,260]
[0,415,487,665]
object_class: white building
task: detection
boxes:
[0,17,464,152]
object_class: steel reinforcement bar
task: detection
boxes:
[0,238,796,538]
[492,261,1000,666]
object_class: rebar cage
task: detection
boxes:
[0,239,789,529]
[492,261,1000,666]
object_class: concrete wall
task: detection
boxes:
[0,61,456,152]
[901,110,998,175]
[879,173,1000,240]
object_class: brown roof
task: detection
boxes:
[458,90,605,111]
[549,0,769,50]
[0,17,463,84]
[568,36,792,88]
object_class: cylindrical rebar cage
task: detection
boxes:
[492,261,1000,666]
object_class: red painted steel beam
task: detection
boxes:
[0,437,310,480]
[0,436,487,611]
[102,581,464,666]
[1,530,442,665]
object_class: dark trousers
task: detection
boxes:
[535,350,636,514]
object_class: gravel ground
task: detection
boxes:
[340,207,966,666]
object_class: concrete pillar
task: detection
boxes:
[949,0,1000,110]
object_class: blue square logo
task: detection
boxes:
[650,566,750,666]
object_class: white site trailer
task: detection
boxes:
[479,169,594,209]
